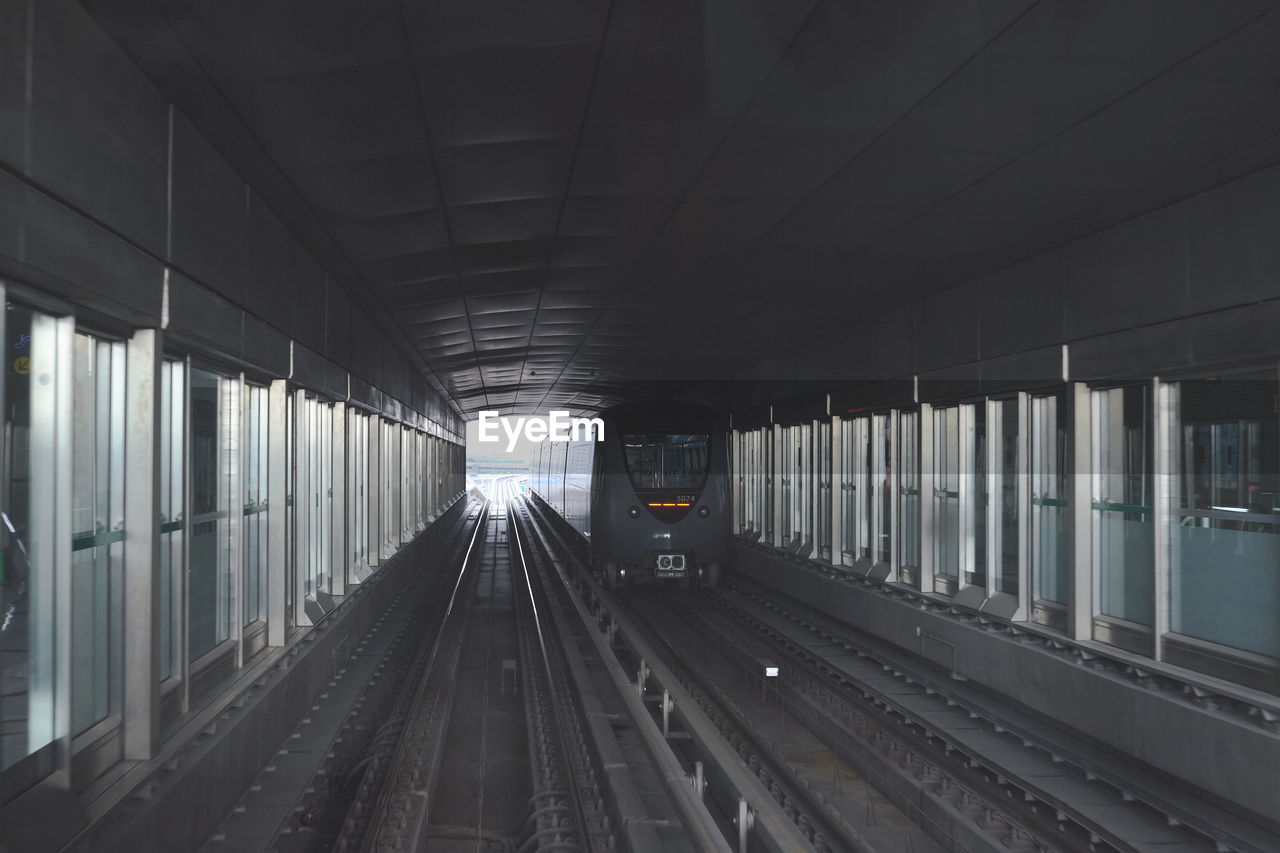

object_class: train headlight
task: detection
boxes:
[627,505,641,518]
[697,505,711,518]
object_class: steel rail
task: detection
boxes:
[507,502,595,852]
[509,499,732,853]
[717,575,1277,853]
[519,496,818,853]
[349,499,492,853]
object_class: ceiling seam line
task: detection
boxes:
[553,0,1046,413]
[525,0,620,418]
[817,1,1280,278]
[732,1,1280,360]
[394,0,488,411]
[745,120,1280,371]
[543,0,832,416]
[140,0,454,406]
[747,0,1047,247]
[646,0,828,245]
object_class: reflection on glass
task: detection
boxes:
[841,421,856,559]
[873,415,891,564]
[1094,386,1153,626]
[159,360,184,680]
[967,405,987,588]
[898,412,920,576]
[188,368,233,662]
[2,305,38,768]
[934,407,959,578]
[817,422,831,555]
[243,384,268,626]
[997,399,1020,597]
[70,334,125,734]
[1173,375,1280,657]
[1032,393,1070,605]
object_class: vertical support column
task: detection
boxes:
[919,403,935,593]
[266,380,289,647]
[331,402,347,598]
[123,329,161,758]
[1152,379,1172,661]
[1071,382,1093,641]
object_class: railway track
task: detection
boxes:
[521,493,1280,853]
[215,490,1273,853]
[697,574,1280,853]
[287,493,703,853]
[524,494,869,853]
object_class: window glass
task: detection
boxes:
[383,420,399,551]
[873,415,891,564]
[840,418,868,562]
[243,384,268,626]
[898,411,920,579]
[70,333,125,734]
[188,368,235,661]
[817,421,831,559]
[285,392,295,624]
[934,406,960,579]
[966,404,987,588]
[1093,385,1154,626]
[1173,374,1280,658]
[996,398,1020,597]
[159,360,185,679]
[1,305,56,768]
[1032,393,1070,604]
[349,411,367,580]
[622,433,710,491]
[762,428,773,543]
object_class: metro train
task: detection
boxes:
[530,401,731,587]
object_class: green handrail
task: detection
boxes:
[71,529,126,552]
[1091,501,1152,515]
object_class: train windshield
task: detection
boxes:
[622,433,710,490]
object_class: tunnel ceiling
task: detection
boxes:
[83,0,1280,417]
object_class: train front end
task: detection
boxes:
[593,402,731,587]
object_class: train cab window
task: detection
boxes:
[622,434,710,491]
